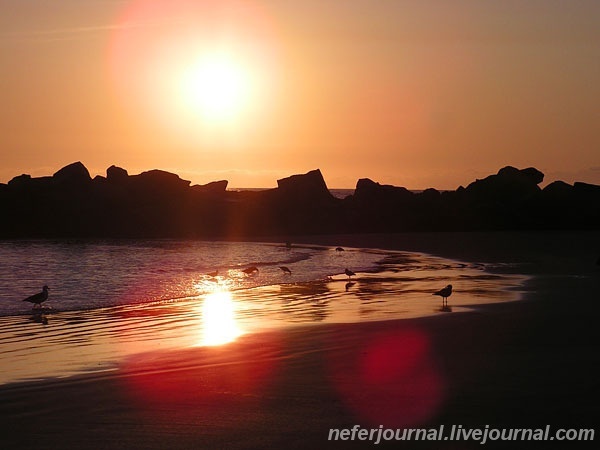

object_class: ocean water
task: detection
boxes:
[0,239,529,384]
[0,239,529,320]
[0,240,382,317]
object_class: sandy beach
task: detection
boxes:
[1,232,599,449]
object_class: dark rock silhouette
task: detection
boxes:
[464,166,543,203]
[574,181,600,197]
[192,180,228,194]
[8,174,34,189]
[52,162,92,187]
[543,180,573,199]
[277,169,334,204]
[106,165,129,182]
[354,178,413,202]
[0,162,599,238]
[348,179,415,231]
[8,174,53,192]
[130,169,191,192]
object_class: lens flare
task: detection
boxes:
[328,328,445,427]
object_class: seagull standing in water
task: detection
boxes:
[433,284,452,308]
[242,266,259,275]
[345,268,355,280]
[22,285,50,309]
[279,266,292,275]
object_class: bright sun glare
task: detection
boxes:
[200,290,243,346]
[110,0,276,138]
[182,54,248,122]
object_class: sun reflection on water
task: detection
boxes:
[199,289,243,346]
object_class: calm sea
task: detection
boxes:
[0,239,529,383]
[0,240,383,317]
[0,239,528,320]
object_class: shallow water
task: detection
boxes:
[0,240,382,316]
[0,240,527,385]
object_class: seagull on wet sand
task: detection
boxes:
[335,247,345,252]
[433,284,452,307]
[345,268,355,279]
[279,266,292,275]
[23,285,50,308]
[242,266,259,275]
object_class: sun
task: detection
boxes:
[181,53,249,123]
[110,0,278,140]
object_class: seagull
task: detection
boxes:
[206,270,219,278]
[22,285,50,309]
[345,268,355,279]
[279,266,292,275]
[242,266,259,275]
[433,284,453,308]
[335,247,345,252]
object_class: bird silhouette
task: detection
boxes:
[242,266,259,275]
[335,247,345,252]
[433,284,452,308]
[345,268,355,279]
[206,270,219,277]
[22,285,50,308]
[279,266,292,275]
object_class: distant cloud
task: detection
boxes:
[0,19,181,42]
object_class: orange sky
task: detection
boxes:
[1,0,599,189]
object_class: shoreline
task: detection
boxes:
[0,242,526,386]
[1,231,599,449]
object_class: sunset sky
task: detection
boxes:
[1,0,599,189]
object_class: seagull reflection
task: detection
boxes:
[345,281,356,292]
[242,266,259,275]
[29,311,49,325]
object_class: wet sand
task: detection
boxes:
[1,232,599,449]
[0,250,526,386]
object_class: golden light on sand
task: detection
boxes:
[200,290,243,346]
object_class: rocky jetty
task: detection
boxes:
[0,163,598,238]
